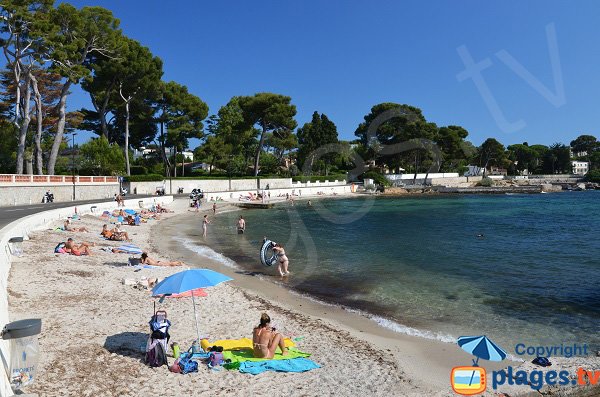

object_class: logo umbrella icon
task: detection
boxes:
[455,335,507,391]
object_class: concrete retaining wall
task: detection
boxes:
[0,184,119,207]
[126,178,347,195]
[0,196,173,396]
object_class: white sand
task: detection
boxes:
[8,199,599,397]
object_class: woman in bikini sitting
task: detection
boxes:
[252,313,288,359]
[272,243,289,276]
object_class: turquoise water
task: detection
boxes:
[192,192,600,354]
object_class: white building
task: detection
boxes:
[133,147,194,162]
[571,161,589,175]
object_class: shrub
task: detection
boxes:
[364,184,375,191]
[130,165,148,175]
[585,169,600,182]
[478,177,494,187]
[361,170,390,187]
[125,174,165,182]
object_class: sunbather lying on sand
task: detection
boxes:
[252,313,288,359]
[65,238,93,256]
[64,219,90,233]
[101,224,130,241]
[140,252,183,267]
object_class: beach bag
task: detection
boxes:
[178,357,198,374]
[532,357,552,367]
[145,339,168,367]
[208,351,224,368]
[54,242,66,253]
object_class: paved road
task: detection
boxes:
[0,195,158,230]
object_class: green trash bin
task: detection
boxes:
[2,319,42,390]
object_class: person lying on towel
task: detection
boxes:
[252,313,289,359]
[140,252,184,267]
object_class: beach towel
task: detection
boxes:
[116,244,143,254]
[158,288,207,298]
[223,347,309,365]
[200,338,295,352]
[124,209,137,215]
[237,357,320,375]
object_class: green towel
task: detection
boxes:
[223,348,311,370]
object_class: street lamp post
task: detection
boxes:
[72,132,77,201]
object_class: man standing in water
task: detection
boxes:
[212,202,217,215]
[237,215,246,234]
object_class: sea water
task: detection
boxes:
[179,192,600,353]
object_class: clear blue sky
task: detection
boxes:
[66,0,600,149]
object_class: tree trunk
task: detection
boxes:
[124,99,131,176]
[47,80,72,175]
[31,74,44,175]
[174,147,177,178]
[16,75,32,174]
[253,124,267,176]
[182,150,185,177]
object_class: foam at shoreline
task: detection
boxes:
[172,235,240,269]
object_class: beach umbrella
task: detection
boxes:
[152,269,232,342]
[458,335,507,364]
[458,335,507,386]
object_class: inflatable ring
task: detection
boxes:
[260,239,278,267]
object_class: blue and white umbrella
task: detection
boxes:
[458,335,507,365]
[458,335,507,387]
[152,269,232,342]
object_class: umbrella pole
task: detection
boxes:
[191,290,201,343]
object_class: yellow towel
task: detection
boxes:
[201,337,295,351]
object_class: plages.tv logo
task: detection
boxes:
[451,335,507,395]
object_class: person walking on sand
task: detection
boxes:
[202,214,211,238]
[272,243,289,276]
[237,215,246,234]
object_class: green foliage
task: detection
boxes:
[360,170,390,186]
[354,103,439,174]
[237,93,297,176]
[258,152,279,175]
[477,138,506,169]
[129,165,147,175]
[542,143,571,174]
[570,135,598,156]
[478,177,493,187]
[584,169,600,182]
[161,80,208,151]
[125,174,164,182]
[297,111,339,173]
[0,120,17,173]
[79,136,124,175]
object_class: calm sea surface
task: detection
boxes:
[181,191,600,353]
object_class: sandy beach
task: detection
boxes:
[7,197,599,397]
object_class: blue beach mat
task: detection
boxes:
[237,358,320,375]
[116,244,143,254]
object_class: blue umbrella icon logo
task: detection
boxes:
[458,335,507,366]
[452,335,507,394]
